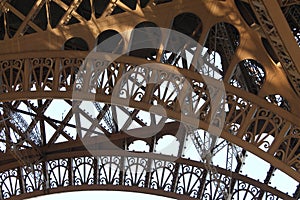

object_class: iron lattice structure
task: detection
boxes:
[0,0,299,199]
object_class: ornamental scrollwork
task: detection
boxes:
[150,160,175,191]
[23,163,45,193]
[47,158,70,188]
[30,58,54,91]
[276,126,300,170]
[73,157,94,185]
[98,156,121,185]
[0,154,292,199]
[244,108,285,152]
[0,60,24,93]
[0,169,21,198]
[176,164,205,198]
[224,93,252,135]
[59,58,82,91]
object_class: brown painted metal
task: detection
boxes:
[0,0,299,199]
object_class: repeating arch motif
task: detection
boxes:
[0,52,299,183]
[0,150,293,200]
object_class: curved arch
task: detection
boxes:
[129,21,161,60]
[0,149,293,200]
[0,1,299,199]
[0,51,299,182]
[63,37,89,51]
[230,59,266,95]
[172,12,202,40]
[155,135,180,156]
[96,30,124,54]
[161,12,202,68]
[128,140,150,152]
[204,22,240,78]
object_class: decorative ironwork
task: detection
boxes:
[0,0,299,199]
[0,53,299,182]
[0,151,293,199]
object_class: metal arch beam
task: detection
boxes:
[261,0,300,66]
[0,52,299,182]
[0,50,298,123]
[249,0,300,95]
[0,147,293,200]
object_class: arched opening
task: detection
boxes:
[230,59,265,94]
[129,21,161,60]
[128,140,150,152]
[204,22,240,78]
[171,12,202,40]
[63,37,89,51]
[155,135,179,156]
[162,13,202,69]
[96,30,124,53]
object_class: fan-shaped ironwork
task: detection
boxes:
[0,0,299,199]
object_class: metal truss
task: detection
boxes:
[247,0,300,95]
[0,51,299,183]
[0,0,299,199]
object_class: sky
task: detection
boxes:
[27,191,174,200]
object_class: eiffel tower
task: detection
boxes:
[0,0,299,199]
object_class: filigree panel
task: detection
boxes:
[0,153,293,199]
[152,71,184,110]
[0,53,299,187]
[184,79,211,120]
[118,65,148,101]
[276,126,300,170]
[0,168,21,199]
[98,156,121,185]
[224,94,252,135]
[150,160,175,191]
[124,157,148,187]
[59,58,82,91]
[231,180,261,199]
[73,157,94,185]
[202,171,230,200]
[176,164,205,198]
[244,108,286,152]
[47,158,70,188]
[30,58,54,91]
[90,61,120,95]
[22,163,45,193]
[0,60,24,92]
